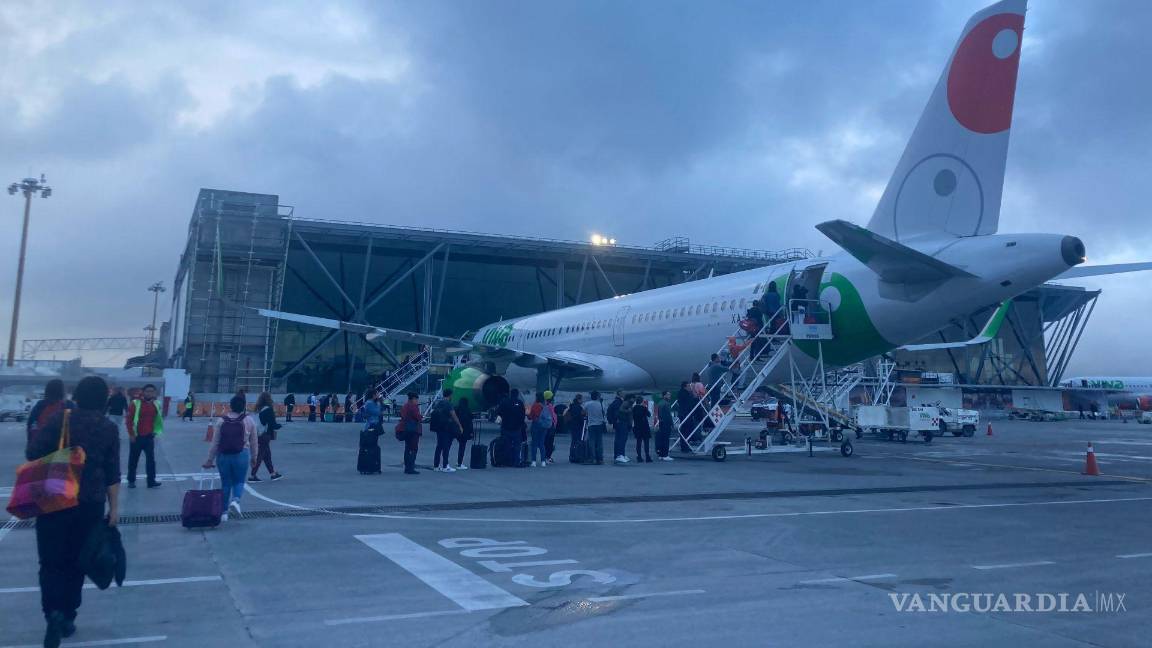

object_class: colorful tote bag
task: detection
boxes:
[6,411,87,519]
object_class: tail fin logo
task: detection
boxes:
[947,13,1024,134]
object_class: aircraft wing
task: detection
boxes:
[256,308,602,374]
[255,308,474,352]
[899,299,1011,351]
[1053,262,1152,280]
[816,219,976,283]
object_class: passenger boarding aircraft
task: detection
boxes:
[259,0,1150,409]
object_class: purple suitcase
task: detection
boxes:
[181,477,223,528]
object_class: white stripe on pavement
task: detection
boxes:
[1117,552,1152,559]
[0,517,16,544]
[356,533,528,611]
[1,635,166,648]
[0,576,222,594]
[971,561,1055,570]
[798,574,896,585]
[587,589,706,603]
[326,609,473,626]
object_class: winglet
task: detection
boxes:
[817,219,976,283]
[900,299,1011,351]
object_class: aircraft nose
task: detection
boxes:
[1061,236,1086,266]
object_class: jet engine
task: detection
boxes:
[442,366,510,411]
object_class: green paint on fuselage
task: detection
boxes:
[794,272,894,366]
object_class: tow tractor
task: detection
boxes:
[935,405,979,437]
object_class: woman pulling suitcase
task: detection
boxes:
[358,390,384,474]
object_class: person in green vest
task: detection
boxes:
[182,391,195,422]
[126,384,164,489]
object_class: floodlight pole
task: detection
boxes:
[6,175,51,367]
[146,281,166,353]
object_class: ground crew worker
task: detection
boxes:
[126,383,163,489]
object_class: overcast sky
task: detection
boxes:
[0,0,1148,375]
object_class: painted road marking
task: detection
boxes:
[0,575,222,594]
[248,483,1152,524]
[356,533,528,611]
[1,636,166,648]
[326,609,473,626]
[799,573,896,585]
[971,561,1056,570]
[587,589,706,603]
[0,517,16,544]
[1116,552,1152,559]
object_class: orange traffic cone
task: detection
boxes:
[204,424,214,443]
[986,422,993,436]
[1082,442,1100,476]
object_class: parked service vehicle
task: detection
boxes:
[855,405,938,443]
[935,406,979,437]
[0,395,32,422]
[1139,411,1152,425]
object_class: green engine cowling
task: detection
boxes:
[442,366,510,411]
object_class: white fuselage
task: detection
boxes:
[473,232,1078,393]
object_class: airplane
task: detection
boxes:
[1059,377,1152,414]
[256,0,1150,412]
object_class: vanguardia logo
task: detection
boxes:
[889,592,1127,613]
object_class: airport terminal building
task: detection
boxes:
[166,190,812,394]
[165,189,1098,396]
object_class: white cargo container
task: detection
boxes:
[855,405,939,443]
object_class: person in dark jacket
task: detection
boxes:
[632,396,653,463]
[249,392,283,482]
[676,382,696,453]
[182,391,195,422]
[654,391,675,461]
[27,375,120,648]
[27,379,73,449]
[318,394,330,422]
[105,386,128,437]
[546,400,565,464]
[613,394,634,463]
[454,397,474,470]
[283,393,295,423]
[344,393,353,420]
[495,389,526,466]
[400,392,423,475]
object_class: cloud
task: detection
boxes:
[0,0,1147,378]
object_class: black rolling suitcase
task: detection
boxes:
[569,421,589,464]
[470,418,488,469]
[358,427,382,474]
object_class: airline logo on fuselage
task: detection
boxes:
[480,324,513,347]
[1086,380,1126,390]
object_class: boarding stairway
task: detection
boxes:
[674,303,809,460]
[352,349,431,412]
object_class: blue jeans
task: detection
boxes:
[588,424,606,462]
[530,424,548,462]
[613,424,629,458]
[217,449,250,504]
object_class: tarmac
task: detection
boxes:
[1,415,1150,647]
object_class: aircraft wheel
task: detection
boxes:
[711,445,727,462]
[840,441,854,457]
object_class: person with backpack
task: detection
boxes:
[307,392,318,422]
[527,390,556,467]
[431,389,463,473]
[249,392,283,482]
[453,397,474,470]
[494,389,526,466]
[358,390,384,474]
[318,394,330,422]
[283,393,295,423]
[26,377,120,648]
[202,395,259,521]
[125,384,163,489]
[398,392,423,475]
[566,395,587,463]
[27,379,73,449]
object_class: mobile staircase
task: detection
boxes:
[673,299,853,460]
[352,349,432,413]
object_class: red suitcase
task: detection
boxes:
[181,477,223,528]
